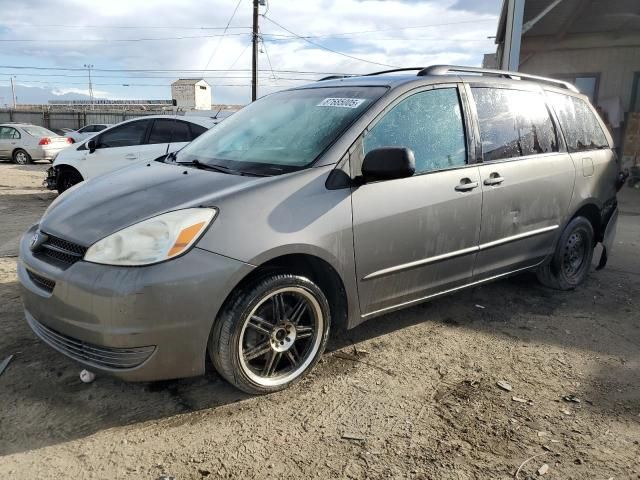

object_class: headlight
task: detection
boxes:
[84,208,217,266]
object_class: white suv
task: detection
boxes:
[47,115,217,193]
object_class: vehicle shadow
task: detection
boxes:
[1,260,638,457]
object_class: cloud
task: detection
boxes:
[51,87,112,98]
[0,0,501,104]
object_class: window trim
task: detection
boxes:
[355,83,474,179]
[467,84,563,165]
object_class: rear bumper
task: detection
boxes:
[26,146,66,161]
[18,225,254,381]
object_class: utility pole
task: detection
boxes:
[84,64,94,109]
[251,0,259,102]
[10,76,16,109]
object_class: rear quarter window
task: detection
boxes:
[546,92,609,152]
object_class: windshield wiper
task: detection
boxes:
[181,159,236,174]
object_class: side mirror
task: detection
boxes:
[87,139,96,153]
[361,147,415,183]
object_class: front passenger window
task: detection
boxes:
[98,120,150,148]
[363,88,467,174]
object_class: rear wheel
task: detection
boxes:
[57,168,83,194]
[537,216,594,290]
[209,274,330,394]
[13,149,31,165]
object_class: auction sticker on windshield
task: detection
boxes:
[317,98,366,108]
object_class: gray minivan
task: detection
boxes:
[18,65,623,394]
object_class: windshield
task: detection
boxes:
[23,126,57,137]
[175,86,387,175]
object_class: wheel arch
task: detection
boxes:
[11,147,29,160]
[219,252,350,334]
[56,163,83,177]
[567,200,602,242]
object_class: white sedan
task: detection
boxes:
[65,124,113,143]
[47,115,217,193]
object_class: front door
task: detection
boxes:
[351,86,482,317]
[469,86,575,279]
[84,118,152,178]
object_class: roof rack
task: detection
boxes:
[418,65,579,93]
[364,68,425,76]
[317,68,423,81]
[317,75,355,81]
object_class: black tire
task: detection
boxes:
[209,274,331,395]
[57,169,83,194]
[537,216,594,290]
[13,149,31,165]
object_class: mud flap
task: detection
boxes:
[596,208,618,270]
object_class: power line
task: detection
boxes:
[202,0,244,74]
[12,79,296,88]
[1,18,495,35]
[0,23,250,30]
[271,18,498,39]
[0,71,309,80]
[261,15,398,69]
[0,33,251,43]
[0,65,357,75]
[261,36,278,80]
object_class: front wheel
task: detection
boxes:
[537,216,595,290]
[57,169,83,194]
[209,274,331,394]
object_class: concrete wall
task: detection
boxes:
[520,32,640,111]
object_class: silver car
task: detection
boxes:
[64,124,113,144]
[0,123,72,164]
[18,66,624,394]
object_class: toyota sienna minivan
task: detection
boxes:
[18,65,623,394]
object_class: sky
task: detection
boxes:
[0,0,502,106]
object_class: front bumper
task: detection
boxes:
[18,225,254,381]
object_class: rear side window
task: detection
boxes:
[0,127,20,139]
[147,119,175,145]
[189,123,208,139]
[364,88,467,174]
[547,92,608,152]
[171,121,192,143]
[472,88,558,161]
[98,119,150,148]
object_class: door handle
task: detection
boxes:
[483,173,504,186]
[124,154,137,160]
[455,178,479,192]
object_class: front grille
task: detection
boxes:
[38,233,87,267]
[26,269,56,293]
[28,315,155,370]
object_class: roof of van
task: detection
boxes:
[294,65,581,96]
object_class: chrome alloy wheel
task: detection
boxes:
[238,287,323,387]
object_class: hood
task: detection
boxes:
[41,162,261,246]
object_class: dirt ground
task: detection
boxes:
[0,162,638,480]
